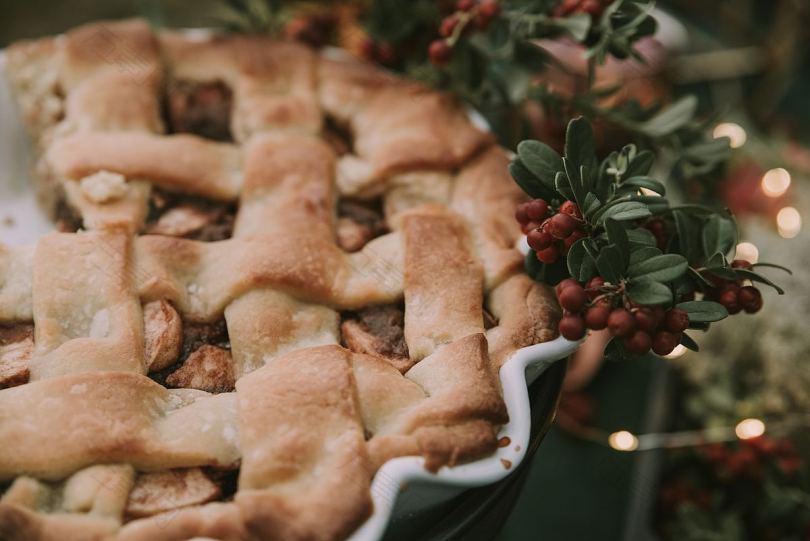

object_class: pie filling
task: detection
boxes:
[0,324,33,389]
[336,198,388,252]
[164,79,234,142]
[145,188,236,242]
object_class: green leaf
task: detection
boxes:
[680,333,699,352]
[676,301,728,323]
[565,117,597,178]
[624,150,655,178]
[554,171,575,200]
[701,214,737,259]
[627,227,657,247]
[516,141,564,186]
[553,13,591,41]
[605,218,630,266]
[627,280,672,305]
[566,238,597,282]
[733,268,785,294]
[598,201,651,223]
[562,158,586,207]
[582,192,602,219]
[629,246,662,267]
[636,96,698,138]
[509,159,557,201]
[750,262,793,275]
[672,209,702,264]
[595,244,625,283]
[628,254,688,283]
[622,176,666,195]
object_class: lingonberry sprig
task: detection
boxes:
[428,0,501,65]
[511,117,791,359]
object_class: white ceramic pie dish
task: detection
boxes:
[0,49,579,540]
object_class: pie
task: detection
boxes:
[0,19,560,541]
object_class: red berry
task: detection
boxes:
[559,200,582,220]
[377,42,395,65]
[645,218,666,236]
[536,245,560,264]
[515,203,529,225]
[586,276,605,299]
[440,15,458,37]
[652,331,680,356]
[478,0,500,19]
[719,288,741,315]
[664,309,689,333]
[558,284,587,313]
[428,40,452,65]
[457,0,475,11]
[624,330,652,355]
[607,308,636,337]
[521,220,541,234]
[584,305,610,330]
[738,286,763,313]
[527,228,553,251]
[526,199,549,221]
[555,278,580,296]
[548,213,577,239]
[634,308,660,333]
[359,38,377,60]
[559,314,586,340]
[563,229,587,251]
[731,259,752,269]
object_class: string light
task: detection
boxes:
[776,207,801,238]
[608,430,639,451]
[734,242,759,264]
[761,168,791,198]
[735,418,766,440]
[713,122,747,148]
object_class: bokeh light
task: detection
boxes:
[608,430,639,451]
[735,242,759,264]
[713,122,747,148]
[777,207,801,238]
[735,418,765,440]
[761,168,791,198]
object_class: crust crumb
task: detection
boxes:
[0,325,33,389]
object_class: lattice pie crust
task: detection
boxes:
[0,19,560,541]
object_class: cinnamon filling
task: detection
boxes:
[336,199,388,252]
[147,318,234,393]
[0,324,33,389]
[340,304,410,373]
[164,80,234,142]
[145,188,236,242]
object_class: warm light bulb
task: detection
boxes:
[713,122,747,148]
[735,418,765,440]
[777,207,801,238]
[735,242,759,264]
[608,430,639,451]
[762,168,791,198]
[664,344,688,359]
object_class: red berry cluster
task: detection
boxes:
[702,436,803,478]
[705,260,763,314]
[554,0,609,17]
[554,278,689,356]
[359,38,396,66]
[515,198,587,264]
[429,0,500,65]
